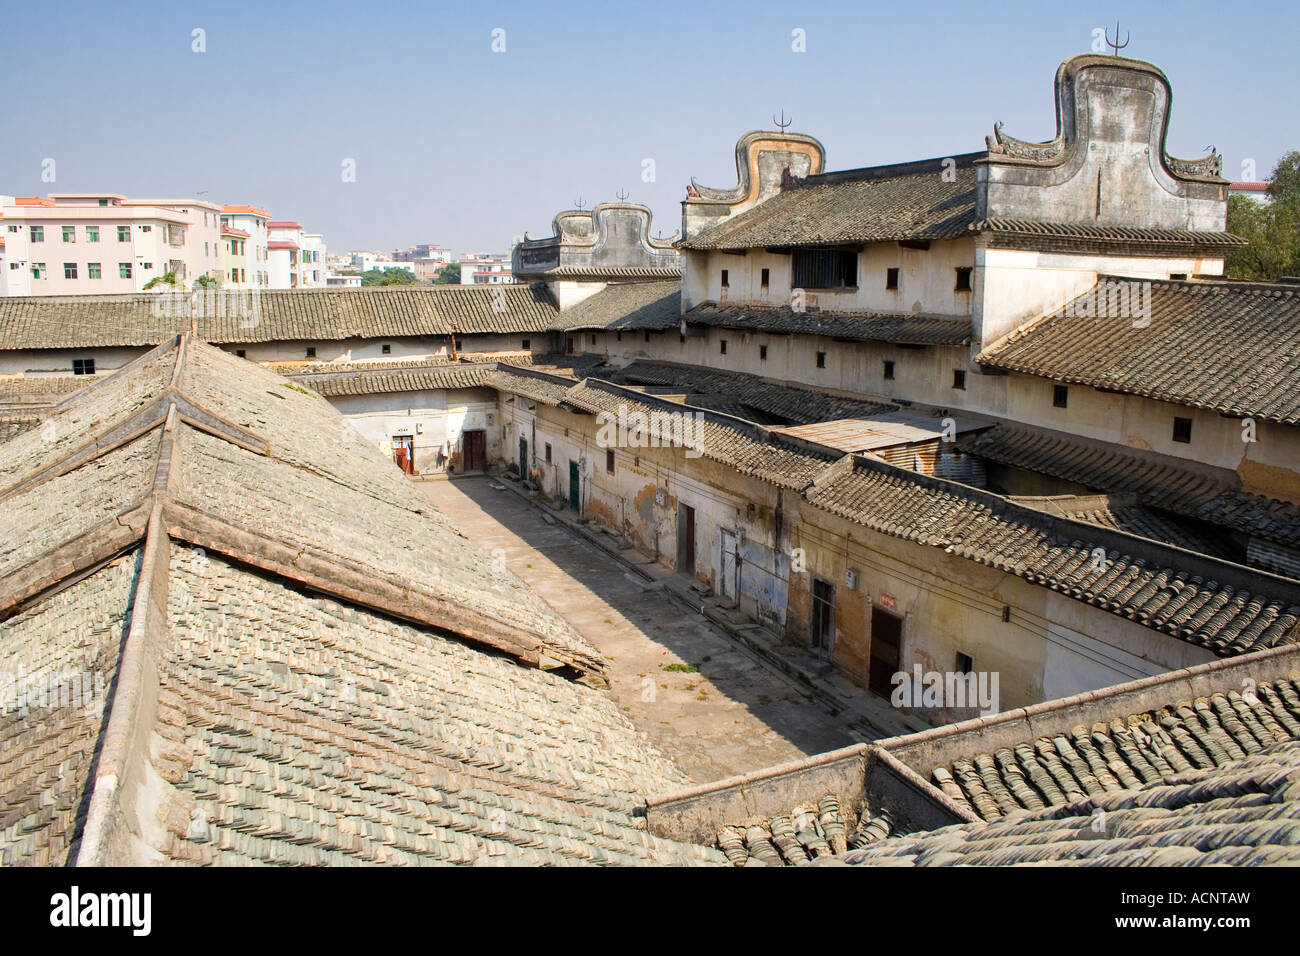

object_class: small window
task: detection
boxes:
[1170,273,1188,280]
[644,330,651,343]
[886,267,899,290]
[30,226,44,242]
[606,449,615,474]
[1173,417,1193,443]
[235,349,246,358]
[760,344,768,361]
[305,346,316,359]
[86,226,99,242]
[63,262,78,279]
[956,652,974,675]
[140,225,151,233]
[816,350,826,368]
[545,443,552,464]
[955,267,973,292]
[521,338,530,350]
[760,268,770,289]
[381,344,391,355]
[590,334,597,346]
[88,262,101,279]
[142,262,153,270]
[883,359,895,380]
[1053,384,1068,408]
[720,269,729,289]
[62,226,75,242]
[953,369,967,390]
[32,262,47,279]
[720,339,727,355]
[72,358,95,375]
[117,225,130,242]
[119,262,132,279]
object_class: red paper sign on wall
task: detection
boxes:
[880,593,897,610]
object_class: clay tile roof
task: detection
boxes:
[548,280,681,332]
[613,361,896,426]
[14,196,55,207]
[266,240,299,250]
[978,277,1300,424]
[684,303,972,347]
[266,221,301,229]
[221,205,271,218]
[0,337,723,867]
[960,424,1300,554]
[805,455,1300,656]
[222,227,250,237]
[0,283,561,348]
[679,159,979,251]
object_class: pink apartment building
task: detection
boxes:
[1,194,223,296]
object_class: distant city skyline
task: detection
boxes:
[6,0,1296,253]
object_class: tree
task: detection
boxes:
[143,270,181,290]
[434,263,462,284]
[193,274,221,290]
[360,267,417,286]
[1226,151,1300,281]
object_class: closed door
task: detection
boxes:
[519,438,528,479]
[677,505,696,574]
[569,461,580,510]
[719,530,738,600]
[463,430,485,471]
[869,606,902,698]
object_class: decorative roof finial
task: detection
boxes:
[574,196,585,211]
[615,187,629,202]
[1105,20,1129,55]
[773,109,792,132]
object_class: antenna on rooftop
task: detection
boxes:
[773,109,792,132]
[1104,20,1129,55]
[615,187,629,202]
[574,196,586,210]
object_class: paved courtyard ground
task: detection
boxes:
[419,475,862,785]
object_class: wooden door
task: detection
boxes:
[869,606,902,698]
[518,438,527,480]
[463,430,485,471]
[677,504,696,574]
[569,461,580,510]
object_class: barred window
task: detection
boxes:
[792,249,857,290]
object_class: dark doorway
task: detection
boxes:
[811,578,835,658]
[462,430,486,472]
[569,461,580,510]
[677,504,696,574]
[869,606,902,698]
[519,437,528,480]
[392,435,414,474]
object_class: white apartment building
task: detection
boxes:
[458,252,516,285]
[220,206,271,288]
[301,233,326,288]
[2,193,223,296]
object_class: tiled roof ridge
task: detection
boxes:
[799,151,984,187]
[1,337,605,677]
[833,450,1300,619]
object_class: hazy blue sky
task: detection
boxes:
[6,0,1296,255]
